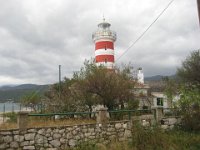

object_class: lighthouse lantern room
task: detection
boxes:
[92,19,117,69]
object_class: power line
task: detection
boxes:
[116,0,175,62]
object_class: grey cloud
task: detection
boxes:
[0,0,199,85]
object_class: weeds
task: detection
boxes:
[0,117,96,130]
[68,126,200,150]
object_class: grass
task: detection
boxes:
[68,126,200,150]
[0,113,96,130]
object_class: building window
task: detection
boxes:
[157,98,163,106]
[105,45,107,50]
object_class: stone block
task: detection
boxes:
[13,130,19,134]
[68,139,76,147]
[161,125,169,130]
[60,138,66,144]
[23,146,35,150]
[3,135,13,143]
[25,133,35,141]
[107,128,115,132]
[0,131,12,135]
[35,134,47,144]
[28,129,37,133]
[88,128,94,133]
[20,141,29,147]
[0,143,7,149]
[115,123,122,129]
[10,141,19,148]
[46,128,52,134]
[124,129,132,138]
[30,140,35,145]
[123,123,127,129]
[38,129,45,135]
[53,133,61,139]
[66,133,73,139]
[14,135,24,142]
[168,118,177,125]
[50,140,61,148]
[59,129,65,134]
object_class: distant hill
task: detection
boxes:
[0,84,50,102]
[145,74,176,81]
[145,75,164,81]
[144,75,176,92]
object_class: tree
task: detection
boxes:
[177,50,200,86]
[73,60,137,110]
[163,77,179,108]
[176,50,200,131]
[21,91,41,112]
[45,60,138,112]
[45,78,82,112]
[178,85,200,131]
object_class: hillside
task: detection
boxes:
[0,84,50,102]
[144,75,176,92]
[0,75,176,102]
[144,74,176,81]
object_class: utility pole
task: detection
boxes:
[197,0,200,25]
[59,65,61,99]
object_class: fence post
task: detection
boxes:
[18,112,29,131]
[96,107,109,124]
[152,107,163,124]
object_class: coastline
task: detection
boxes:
[0,108,32,124]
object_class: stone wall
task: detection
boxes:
[0,121,132,150]
[161,117,181,130]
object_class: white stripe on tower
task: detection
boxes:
[95,49,114,56]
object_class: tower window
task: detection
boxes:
[105,58,107,63]
[105,45,107,50]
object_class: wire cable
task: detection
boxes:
[116,0,175,62]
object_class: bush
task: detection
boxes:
[178,86,200,131]
[131,125,175,150]
[3,112,17,123]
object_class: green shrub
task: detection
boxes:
[3,112,17,123]
[178,86,200,131]
[131,125,175,150]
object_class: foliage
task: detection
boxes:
[69,142,98,150]
[178,85,200,131]
[3,112,17,123]
[73,60,137,110]
[45,60,138,112]
[66,126,200,150]
[45,78,83,112]
[177,49,200,86]
[163,76,179,108]
[131,125,200,150]
[20,91,41,112]
[175,50,200,131]
[127,99,139,110]
[131,125,173,150]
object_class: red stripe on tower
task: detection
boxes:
[92,18,117,69]
[95,41,114,50]
[95,55,114,62]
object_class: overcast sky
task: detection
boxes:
[0,0,199,85]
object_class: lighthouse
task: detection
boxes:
[92,19,117,69]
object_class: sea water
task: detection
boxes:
[0,103,22,113]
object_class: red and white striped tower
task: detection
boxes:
[92,19,117,69]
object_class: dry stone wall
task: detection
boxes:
[0,121,132,150]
